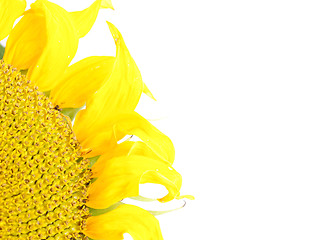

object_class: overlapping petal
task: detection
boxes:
[3,4,46,70]
[72,22,161,158]
[0,0,26,41]
[92,141,168,180]
[84,204,163,240]
[4,0,77,91]
[75,111,175,162]
[74,21,145,134]
[52,19,154,110]
[87,146,182,209]
[50,56,115,108]
[4,0,113,92]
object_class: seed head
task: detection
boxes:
[0,60,91,239]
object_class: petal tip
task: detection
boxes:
[101,0,115,10]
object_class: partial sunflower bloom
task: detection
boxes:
[0,0,191,239]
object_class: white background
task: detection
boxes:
[19,0,336,239]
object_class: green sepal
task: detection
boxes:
[61,107,82,121]
[20,69,28,75]
[89,155,100,168]
[89,156,100,184]
[0,44,5,59]
[89,202,124,216]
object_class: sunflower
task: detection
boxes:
[0,0,191,239]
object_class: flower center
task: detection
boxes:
[0,60,91,239]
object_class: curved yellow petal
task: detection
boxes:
[50,56,115,108]
[75,111,175,162]
[84,204,163,240]
[92,141,167,178]
[28,0,79,91]
[87,153,182,209]
[3,6,46,70]
[5,0,78,91]
[74,22,144,134]
[70,0,114,38]
[0,0,26,41]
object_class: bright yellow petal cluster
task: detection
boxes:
[0,0,191,239]
[4,0,113,91]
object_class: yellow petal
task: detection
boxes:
[0,0,26,40]
[5,0,79,91]
[92,141,167,178]
[75,111,175,163]
[28,0,79,91]
[101,0,115,9]
[70,0,114,38]
[50,56,115,108]
[3,6,46,70]
[87,153,182,209]
[74,22,144,133]
[84,204,163,240]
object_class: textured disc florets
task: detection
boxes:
[0,60,91,239]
